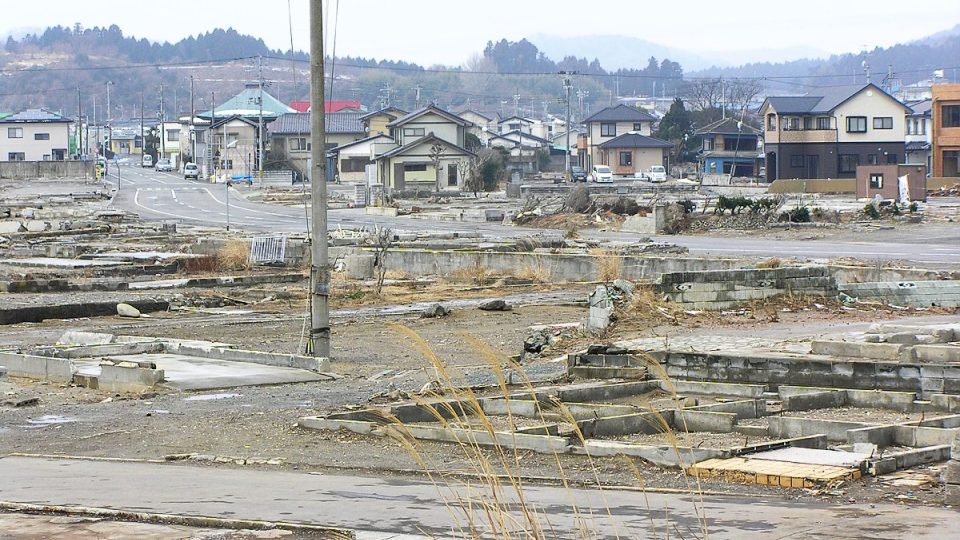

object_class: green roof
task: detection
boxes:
[199,84,294,119]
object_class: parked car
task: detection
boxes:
[646,165,667,183]
[570,166,588,182]
[183,162,199,180]
[155,158,173,172]
[141,154,153,168]
[590,165,613,183]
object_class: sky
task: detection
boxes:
[3,0,960,67]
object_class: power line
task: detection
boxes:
[0,56,259,74]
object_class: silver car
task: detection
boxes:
[155,158,173,172]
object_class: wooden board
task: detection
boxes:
[687,457,861,488]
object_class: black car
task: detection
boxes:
[570,166,588,182]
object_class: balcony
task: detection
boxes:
[767,128,837,145]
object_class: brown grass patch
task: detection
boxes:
[756,257,782,269]
[217,240,251,271]
[513,256,551,283]
[591,248,622,282]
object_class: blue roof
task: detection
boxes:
[1,108,72,123]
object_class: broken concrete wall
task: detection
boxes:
[838,281,960,308]
[0,160,94,179]
[0,351,74,382]
[654,266,837,310]
[97,363,165,393]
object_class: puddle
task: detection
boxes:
[22,415,78,428]
[184,393,241,401]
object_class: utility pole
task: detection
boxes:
[577,89,588,125]
[190,76,196,165]
[720,77,726,119]
[106,81,112,123]
[159,85,165,123]
[413,85,422,109]
[309,0,330,359]
[257,55,265,183]
[139,92,144,162]
[515,88,522,175]
[211,91,216,177]
[77,87,83,158]
[562,72,573,180]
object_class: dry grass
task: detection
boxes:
[378,323,709,539]
[217,239,251,271]
[447,258,493,286]
[591,248,623,282]
[513,256,552,283]
[181,255,219,274]
[756,257,782,269]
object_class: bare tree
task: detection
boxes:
[727,79,764,116]
[372,225,393,295]
[456,158,472,195]
[682,78,723,111]
[428,141,445,192]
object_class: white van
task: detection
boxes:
[647,165,667,183]
[141,154,153,168]
[590,165,613,183]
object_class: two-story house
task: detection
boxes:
[360,106,407,137]
[0,109,72,161]
[582,104,671,176]
[931,84,960,177]
[760,83,909,181]
[694,117,763,177]
[268,111,365,180]
[458,109,495,144]
[374,105,475,191]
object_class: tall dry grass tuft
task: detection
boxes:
[217,239,251,271]
[380,323,709,539]
[515,256,552,283]
[591,248,622,282]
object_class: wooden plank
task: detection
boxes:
[687,456,859,488]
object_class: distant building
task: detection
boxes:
[760,83,909,181]
[904,99,932,171]
[694,118,763,177]
[931,84,960,177]
[0,108,72,161]
[581,104,670,175]
[268,111,366,180]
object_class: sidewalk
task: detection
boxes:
[0,456,956,539]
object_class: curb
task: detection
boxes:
[0,501,355,539]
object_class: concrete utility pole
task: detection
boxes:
[190,76,196,164]
[413,85,422,109]
[562,73,573,179]
[139,92,144,161]
[309,0,330,358]
[257,55,265,183]
[77,87,83,158]
[106,81,112,122]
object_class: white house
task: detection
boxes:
[0,109,72,161]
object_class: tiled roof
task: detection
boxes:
[200,84,294,119]
[597,132,673,149]
[267,112,365,135]
[386,105,471,128]
[763,83,910,115]
[1,108,72,123]
[905,141,931,152]
[583,104,656,124]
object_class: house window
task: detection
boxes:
[226,132,239,146]
[134,137,143,149]
[447,164,457,186]
[817,117,831,130]
[846,117,867,133]
[341,157,369,173]
[873,117,893,129]
[786,117,800,131]
[34,132,50,140]
[943,105,960,128]
[290,137,309,151]
[508,123,521,131]
[839,154,859,173]
[619,151,632,166]
[600,123,616,137]
[403,128,425,137]
[7,127,23,138]
[404,163,427,172]
[944,150,960,176]
[790,155,804,168]
[166,129,179,142]
[867,154,878,165]
[43,154,51,161]
[703,138,714,151]
[7,152,25,160]
[886,153,898,165]
[195,131,205,143]
[803,117,813,130]
[633,123,643,131]
[767,114,777,131]
[724,138,757,151]
[869,173,883,189]
[223,159,233,169]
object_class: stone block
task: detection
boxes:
[914,345,960,363]
[810,340,904,361]
[681,291,719,303]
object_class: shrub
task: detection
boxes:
[678,199,696,214]
[788,206,811,223]
[864,203,880,219]
[909,201,919,213]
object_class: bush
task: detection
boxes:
[787,206,811,223]
[864,203,880,219]
[909,201,919,213]
[678,199,696,214]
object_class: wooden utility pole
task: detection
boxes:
[309,0,330,358]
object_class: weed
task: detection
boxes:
[864,203,881,219]
[515,257,552,283]
[591,248,623,282]
[756,257,782,269]
[217,239,251,271]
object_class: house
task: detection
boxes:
[106,127,141,157]
[375,132,475,191]
[328,133,392,183]
[209,115,259,176]
[385,105,471,147]
[694,118,763,177]
[0,108,72,161]
[288,99,363,114]
[267,111,366,179]
[931,84,960,177]
[760,83,909,181]
[905,99,932,171]
[582,104,669,175]
[361,107,407,136]
[497,115,534,135]
[488,130,553,173]
[458,109,495,145]
[158,121,181,164]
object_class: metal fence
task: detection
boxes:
[249,236,287,265]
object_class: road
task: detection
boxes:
[105,165,960,266]
[0,456,956,539]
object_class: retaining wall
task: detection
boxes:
[0,351,74,382]
[0,160,94,179]
[838,281,960,308]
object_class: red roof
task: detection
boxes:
[288,100,362,113]
[289,100,310,113]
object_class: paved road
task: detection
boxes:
[0,456,956,539]
[105,165,960,266]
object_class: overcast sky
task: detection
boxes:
[3,0,960,66]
